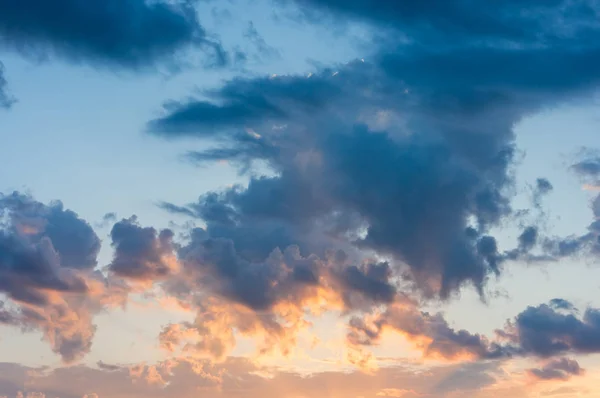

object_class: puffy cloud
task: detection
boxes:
[527,358,584,381]
[108,217,178,282]
[498,300,600,358]
[0,192,123,363]
[144,220,414,362]
[158,119,514,299]
[149,0,600,302]
[140,0,600,369]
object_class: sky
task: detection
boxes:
[1,0,600,397]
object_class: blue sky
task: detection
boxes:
[2,1,600,398]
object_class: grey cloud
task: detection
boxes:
[0,192,98,306]
[499,300,600,358]
[109,216,177,281]
[148,4,600,299]
[178,235,321,311]
[0,192,121,363]
[284,0,594,47]
[0,192,101,270]
[528,358,584,381]
[347,304,507,361]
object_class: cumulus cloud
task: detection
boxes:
[148,0,600,303]
[0,192,124,363]
[137,0,600,370]
[157,233,402,361]
[498,300,600,358]
[108,217,178,282]
[572,153,600,182]
[5,0,600,381]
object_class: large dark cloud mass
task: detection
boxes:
[141,0,600,368]
[0,0,226,69]
[5,0,600,376]
[150,1,600,301]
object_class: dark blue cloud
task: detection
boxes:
[160,119,513,299]
[149,0,600,305]
[283,0,590,47]
[0,0,227,70]
[149,72,341,136]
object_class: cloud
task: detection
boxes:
[148,0,600,303]
[0,0,227,70]
[533,178,553,209]
[243,21,280,62]
[0,192,124,363]
[159,233,397,360]
[148,72,341,136]
[0,61,15,109]
[95,212,117,229]
[347,303,507,362]
[498,300,600,358]
[108,216,178,282]
[282,0,593,46]
[572,154,600,181]
[527,358,584,381]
